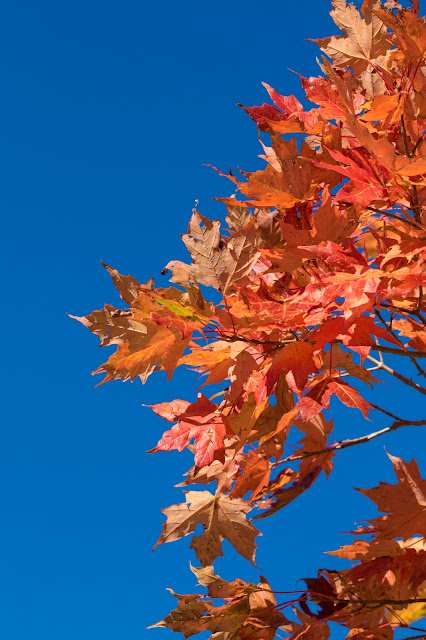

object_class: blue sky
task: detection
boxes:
[2,1,425,638]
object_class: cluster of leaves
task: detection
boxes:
[72,1,426,639]
[147,455,426,640]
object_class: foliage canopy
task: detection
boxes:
[72,1,426,639]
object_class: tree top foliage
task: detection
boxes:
[72,1,426,638]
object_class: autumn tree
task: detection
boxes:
[71,1,426,639]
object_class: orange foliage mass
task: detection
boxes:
[72,2,426,638]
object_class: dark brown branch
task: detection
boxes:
[369,343,426,358]
[411,184,422,224]
[401,116,422,223]
[401,115,412,157]
[310,597,426,606]
[331,340,426,359]
[417,286,424,313]
[375,310,426,378]
[410,133,425,158]
[273,415,426,467]
[366,206,422,230]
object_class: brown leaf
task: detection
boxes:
[148,597,212,639]
[190,564,249,599]
[312,0,388,75]
[101,262,153,305]
[149,593,250,639]
[254,464,322,519]
[326,538,402,561]
[166,211,259,293]
[150,572,287,640]
[154,490,261,566]
[225,204,253,231]
[231,451,272,502]
[357,453,426,540]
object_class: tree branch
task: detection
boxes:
[310,597,426,606]
[366,206,422,230]
[401,116,422,223]
[375,310,426,378]
[273,416,426,467]
[369,343,426,358]
[365,354,426,395]
[331,339,426,359]
[410,133,425,157]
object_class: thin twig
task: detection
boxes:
[366,205,424,230]
[272,416,426,467]
[369,403,407,421]
[410,133,425,157]
[309,597,426,606]
[401,116,422,223]
[374,302,422,316]
[365,354,426,395]
[401,115,411,156]
[337,365,381,378]
[332,340,426,359]
[375,309,426,378]
[417,286,424,313]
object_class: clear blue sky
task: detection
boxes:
[2,1,425,638]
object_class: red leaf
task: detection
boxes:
[148,395,229,468]
[266,342,317,396]
[298,377,372,421]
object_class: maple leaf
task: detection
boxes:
[101,261,152,305]
[253,417,335,519]
[254,464,323,519]
[190,564,250,599]
[146,399,191,421]
[341,549,426,618]
[231,450,272,502]
[149,592,250,639]
[297,413,336,479]
[311,0,388,75]
[71,307,190,384]
[154,490,261,566]
[319,344,378,387]
[326,538,403,561]
[282,617,330,640]
[266,341,318,396]
[345,629,394,640]
[297,377,372,421]
[357,453,426,540]
[177,453,241,494]
[148,395,230,468]
[313,188,360,244]
[165,210,259,293]
[374,7,426,61]
[69,266,214,384]
[225,204,252,231]
[214,135,316,209]
[150,570,287,640]
[238,101,289,131]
